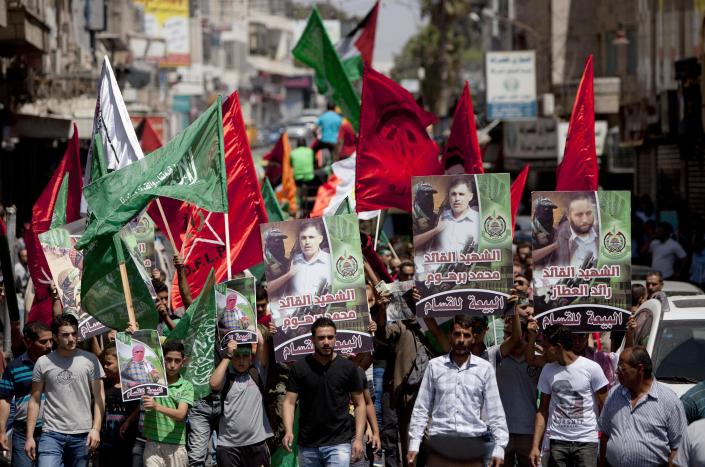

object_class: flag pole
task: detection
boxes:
[113,235,138,329]
[373,211,381,250]
[155,199,179,253]
[224,211,232,280]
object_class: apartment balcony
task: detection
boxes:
[0,0,49,56]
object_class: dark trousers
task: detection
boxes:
[381,390,400,467]
[505,434,533,467]
[549,440,598,467]
[215,441,270,467]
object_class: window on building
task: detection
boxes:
[627,29,637,76]
[224,41,236,69]
[249,22,268,56]
[605,32,617,75]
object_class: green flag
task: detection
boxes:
[292,8,361,131]
[81,134,159,331]
[77,97,228,249]
[248,179,285,282]
[167,268,217,400]
[80,227,159,331]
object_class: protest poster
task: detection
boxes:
[215,277,257,349]
[412,174,513,318]
[38,218,107,339]
[531,191,631,332]
[260,214,373,362]
[486,51,537,120]
[116,330,168,401]
[384,280,415,322]
[126,214,156,270]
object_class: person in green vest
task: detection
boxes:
[291,138,316,216]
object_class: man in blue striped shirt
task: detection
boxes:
[0,322,53,466]
[598,346,687,467]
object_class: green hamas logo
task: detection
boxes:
[335,253,359,282]
[483,211,507,241]
[603,227,627,258]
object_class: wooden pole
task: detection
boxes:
[155,198,179,253]
[118,262,138,330]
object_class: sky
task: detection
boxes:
[295,0,423,73]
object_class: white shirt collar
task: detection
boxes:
[293,250,329,265]
[569,225,597,244]
[440,207,476,223]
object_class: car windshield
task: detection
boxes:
[665,290,704,297]
[652,320,705,383]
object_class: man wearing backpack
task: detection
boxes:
[210,339,272,466]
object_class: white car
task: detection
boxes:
[642,294,705,396]
[631,280,705,297]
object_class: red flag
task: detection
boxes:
[442,81,484,174]
[510,165,530,234]
[172,92,268,309]
[137,118,164,154]
[26,123,83,324]
[263,134,285,186]
[355,68,440,212]
[556,55,598,191]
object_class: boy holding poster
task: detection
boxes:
[411,174,513,318]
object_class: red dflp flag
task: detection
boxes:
[355,68,441,212]
[442,81,484,174]
[556,55,598,191]
[26,123,83,324]
[510,164,530,234]
[172,92,268,309]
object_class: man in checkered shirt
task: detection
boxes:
[407,314,508,466]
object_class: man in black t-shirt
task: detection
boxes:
[282,317,365,466]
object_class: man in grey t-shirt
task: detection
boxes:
[25,314,105,467]
[210,340,272,466]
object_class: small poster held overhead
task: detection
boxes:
[260,214,373,362]
[116,330,168,401]
[531,191,631,331]
[215,277,258,349]
[38,218,107,340]
[412,174,513,318]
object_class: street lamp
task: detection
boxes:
[613,23,630,46]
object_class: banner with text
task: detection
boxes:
[531,191,631,332]
[260,214,372,362]
[117,330,168,401]
[412,174,513,318]
[486,51,537,120]
[216,277,257,349]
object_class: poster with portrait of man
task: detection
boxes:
[412,174,513,318]
[260,214,373,362]
[116,330,168,401]
[38,218,107,340]
[216,277,257,349]
[531,191,631,331]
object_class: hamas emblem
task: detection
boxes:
[604,230,627,256]
[336,254,359,281]
[483,215,507,239]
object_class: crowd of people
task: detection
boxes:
[0,108,703,467]
[0,224,703,467]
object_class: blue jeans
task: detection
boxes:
[186,397,220,466]
[37,430,89,467]
[299,444,351,467]
[372,366,384,430]
[11,428,37,467]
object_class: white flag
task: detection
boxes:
[319,155,379,221]
[82,57,144,212]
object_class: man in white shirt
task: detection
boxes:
[414,177,480,258]
[268,220,331,299]
[649,222,687,279]
[408,314,508,467]
[529,324,609,467]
